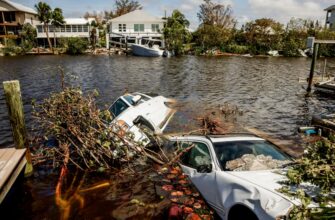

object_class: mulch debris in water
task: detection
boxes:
[155,165,214,220]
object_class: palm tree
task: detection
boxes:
[51,8,65,48]
[35,2,52,50]
[163,10,191,55]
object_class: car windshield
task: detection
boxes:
[109,98,129,118]
[213,140,291,171]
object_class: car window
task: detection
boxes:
[123,95,135,105]
[213,140,291,171]
[109,98,129,118]
[180,142,212,169]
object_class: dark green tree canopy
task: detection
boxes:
[51,8,65,27]
[35,2,52,24]
[163,10,191,55]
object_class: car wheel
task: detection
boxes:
[228,205,258,220]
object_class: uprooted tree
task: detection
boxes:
[32,87,169,171]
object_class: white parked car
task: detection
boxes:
[168,134,297,220]
[108,92,175,144]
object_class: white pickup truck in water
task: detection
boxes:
[108,92,176,145]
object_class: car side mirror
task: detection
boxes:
[196,164,212,173]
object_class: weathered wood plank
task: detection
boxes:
[3,80,27,149]
[0,149,16,172]
[0,148,26,204]
[3,80,33,176]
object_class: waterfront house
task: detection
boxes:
[0,0,38,42]
[325,5,335,30]
[36,18,96,46]
[107,10,165,48]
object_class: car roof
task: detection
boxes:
[207,133,265,143]
[169,133,266,143]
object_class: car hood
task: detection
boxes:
[227,169,299,204]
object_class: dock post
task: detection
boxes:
[307,43,319,92]
[3,80,33,176]
[125,36,128,55]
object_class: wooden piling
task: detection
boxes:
[3,80,33,175]
[307,43,319,92]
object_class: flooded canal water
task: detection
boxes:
[0,55,334,219]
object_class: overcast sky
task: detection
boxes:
[14,0,334,29]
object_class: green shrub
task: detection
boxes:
[20,23,37,52]
[1,39,22,56]
[282,38,301,57]
[224,44,249,54]
[2,46,22,56]
[66,37,88,55]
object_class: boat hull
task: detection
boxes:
[131,44,163,57]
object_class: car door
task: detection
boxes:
[178,141,220,210]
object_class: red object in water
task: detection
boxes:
[186,213,202,220]
[169,205,182,219]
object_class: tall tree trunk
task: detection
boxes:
[44,24,53,51]
[53,29,56,48]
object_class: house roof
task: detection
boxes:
[110,10,163,23]
[64,18,95,25]
[325,5,335,11]
[1,0,36,14]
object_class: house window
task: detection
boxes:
[37,25,43,33]
[65,25,71,32]
[48,25,54,32]
[78,25,83,32]
[83,25,89,32]
[151,24,159,32]
[118,24,126,32]
[72,25,78,32]
[134,24,144,32]
[60,25,65,32]
[3,12,16,22]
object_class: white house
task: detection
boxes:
[107,10,165,48]
[325,5,335,30]
[0,0,38,41]
[36,18,96,46]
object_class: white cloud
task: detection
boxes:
[248,0,326,23]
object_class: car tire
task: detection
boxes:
[228,205,258,220]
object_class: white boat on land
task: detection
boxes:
[131,39,164,57]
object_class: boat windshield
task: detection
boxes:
[109,98,129,118]
[213,140,291,171]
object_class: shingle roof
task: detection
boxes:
[325,5,335,11]
[1,0,36,14]
[110,10,163,23]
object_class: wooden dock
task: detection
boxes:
[0,148,27,204]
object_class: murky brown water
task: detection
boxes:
[0,55,334,219]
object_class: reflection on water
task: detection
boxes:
[0,55,335,219]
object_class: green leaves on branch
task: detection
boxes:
[286,138,335,192]
[32,88,143,170]
[163,10,192,55]
[279,137,335,220]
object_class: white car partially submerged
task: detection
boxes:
[168,134,298,220]
[108,92,176,144]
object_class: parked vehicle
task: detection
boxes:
[108,92,176,145]
[168,133,297,220]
